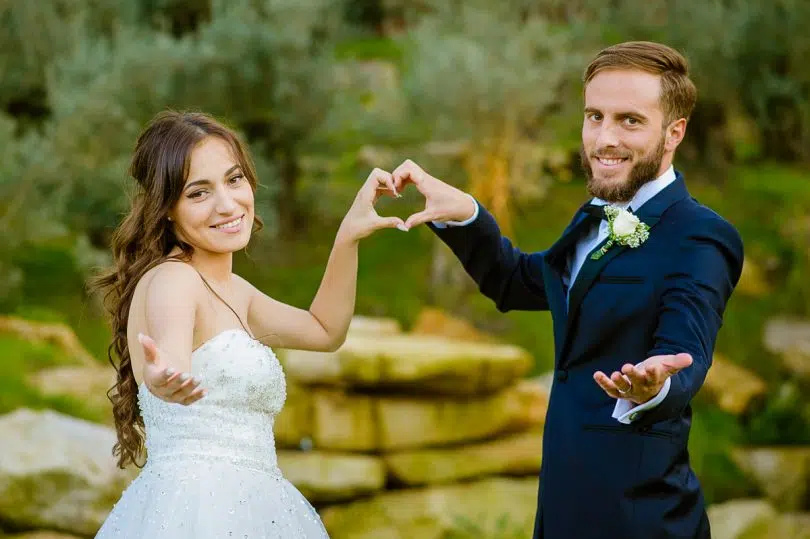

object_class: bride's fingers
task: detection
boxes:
[181,386,207,406]
[164,372,199,399]
[362,169,396,202]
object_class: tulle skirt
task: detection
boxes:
[95,458,329,538]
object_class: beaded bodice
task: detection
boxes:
[137,329,287,475]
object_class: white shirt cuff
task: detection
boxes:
[612,377,671,424]
[431,193,479,228]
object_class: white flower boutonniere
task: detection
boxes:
[590,206,650,260]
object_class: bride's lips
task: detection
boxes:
[210,214,245,234]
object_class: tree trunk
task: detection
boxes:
[277,147,301,240]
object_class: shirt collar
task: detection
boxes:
[590,165,676,212]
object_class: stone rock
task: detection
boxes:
[409,307,495,343]
[703,354,767,415]
[731,447,810,511]
[280,348,344,386]
[376,379,545,451]
[0,409,138,536]
[384,427,542,485]
[763,318,810,379]
[277,451,385,503]
[321,476,538,539]
[348,316,402,337]
[0,316,96,366]
[282,333,533,395]
[274,315,402,384]
[739,513,810,539]
[311,390,377,451]
[707,498,776,539]
[534,372,554,394]
[28,366,115,424]
[310,380,546,451]
[274,382,314,449]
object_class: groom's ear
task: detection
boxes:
[665,118,687,151]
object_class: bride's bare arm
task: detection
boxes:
[240,168,404,352]
[139,262,206,404]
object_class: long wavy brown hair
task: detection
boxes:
[90,110,263,469]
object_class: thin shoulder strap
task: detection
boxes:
[164,258,254,339]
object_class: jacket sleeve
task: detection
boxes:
[635,216,744,425]
[428,200,550,312]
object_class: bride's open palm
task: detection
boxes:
[139,333,206,406]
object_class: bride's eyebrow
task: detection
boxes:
[185,165,242,190]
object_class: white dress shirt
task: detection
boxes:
[437,165,678,423]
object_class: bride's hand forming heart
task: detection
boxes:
[391,159,477,229]
[337,168,408,243]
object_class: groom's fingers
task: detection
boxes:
[661,353,693,374]
[611,372,632,393]
[593,371,621,399]
[404,210,436,229]
[624,364,652,389]
[392,159,427,193]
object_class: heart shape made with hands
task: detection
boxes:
[374,159,474,231]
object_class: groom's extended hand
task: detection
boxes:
[390,159,477,229]
[593,353,693,404]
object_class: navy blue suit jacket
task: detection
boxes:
[428,173,744,539]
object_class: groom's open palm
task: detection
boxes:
[594,353,694,404]
[391,160,477,229]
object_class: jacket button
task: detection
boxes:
[556,370,568,382]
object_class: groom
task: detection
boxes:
[390,41,743,538]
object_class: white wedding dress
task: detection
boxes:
[96,328,329,538]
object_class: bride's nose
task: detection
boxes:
[214,191,238,214]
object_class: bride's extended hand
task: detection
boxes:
[337,168,407,243]
[138,333,207,405]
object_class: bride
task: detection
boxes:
[91,110,406,538]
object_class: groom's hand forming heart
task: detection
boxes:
[593,353,693,404]
[391,160,477,229]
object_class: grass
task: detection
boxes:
[0,335,104,423]
[446,514,532,539]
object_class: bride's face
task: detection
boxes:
[169,136,255,254]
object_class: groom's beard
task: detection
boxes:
[580,134,666,203]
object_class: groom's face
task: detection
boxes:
[580,69,672,203]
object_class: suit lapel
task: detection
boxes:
[560,173,691,357]
[543,206,595,325]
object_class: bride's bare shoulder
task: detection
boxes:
[134,260,203,301]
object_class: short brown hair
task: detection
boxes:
[583,41,697,125]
